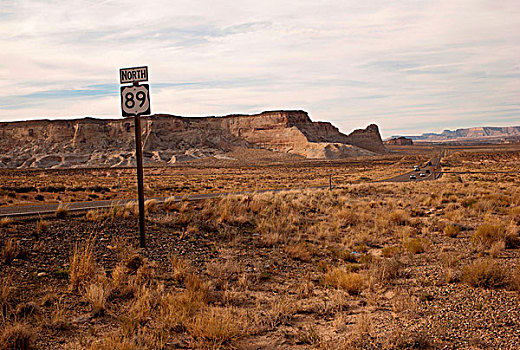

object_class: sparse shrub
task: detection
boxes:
[285,242,312,262]
[371,258,402,285]
[55,203,69,218]
[34,194,44,201]
[324,267,365,295]
[471,223,517,248]
[16,302,39,318]
[144,199,158,214]
[358,254,373,266]
[69,236,97,291]
[1,239,20,265]
[170,255,191,283]
[186,306,246,344]
[402,238,427,254]
[489,240,506,258]
[86,209,104,222]
[388,209,409,226]
[36,218,47,234]
[381,246,400,258]
[297,325,321,345]
[444,224,461,238]
[162,197,178,212]
[462,259,508,289]
[1,277,12,316]
[0,217,13,227]
[0,323,35,350]
[86,283,109,317]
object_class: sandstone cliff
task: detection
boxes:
[0,110,386,168]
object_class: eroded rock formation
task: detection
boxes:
[0,110,386,168]
[385,136,413,145]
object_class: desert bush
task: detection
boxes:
[55,203,69,218]
[402,238,427,254]
[462,259,509,289]
[0,323,35,350]
[69,236,97,291]
[443,224,461,238]
[1,239,20,265]
[324,267,365,295]
[471,223,518,248]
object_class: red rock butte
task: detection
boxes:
[0,110,386,168]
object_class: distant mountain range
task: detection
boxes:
[392,126,520,143]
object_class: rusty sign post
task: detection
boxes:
[120,66,151,248]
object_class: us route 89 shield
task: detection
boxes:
[120,84,151,117]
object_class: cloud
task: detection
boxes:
[0,0,518,138]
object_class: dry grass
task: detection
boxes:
[85,282,109,317]
[69,236,97,291]
[402,237,427,254]
[186,306,247,344]
[170,255,191,283]
[35,218,47,234]
[55,203,69,218]
[0,323,36,350]
[462,259,509,289]
[324,268,365,295]
[1,239,19,265]
[162,196,178,212]
[443,223,461,238]
[0,217,13,228]
[0,277,12,316]
[144,199,158,214]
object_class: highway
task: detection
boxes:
[0,152,446,218]
[379,150,444,183]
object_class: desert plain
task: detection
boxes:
[1,143,520,349]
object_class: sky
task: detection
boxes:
[0,0,518,138]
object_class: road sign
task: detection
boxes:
[120,84,151,117]
[120,66,148,84]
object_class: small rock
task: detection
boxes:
[37,272,47,277]
[73,314,91,324]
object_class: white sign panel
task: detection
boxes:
[120,66,148,84]
[120,84,151,116]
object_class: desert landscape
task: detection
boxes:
[1,111,520,349]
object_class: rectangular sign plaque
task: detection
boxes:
[120,66,148,84]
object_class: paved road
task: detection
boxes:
[0,186,330,218]
[380,150,444,183]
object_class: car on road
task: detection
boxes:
[427,161,432,166]
[425,169,431,174]
[419,173,426,177]
[410,174,417,180]
[414,166,420,171]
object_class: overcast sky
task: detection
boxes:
[0,0,518,137]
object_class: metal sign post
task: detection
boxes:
[119,66,151,248]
